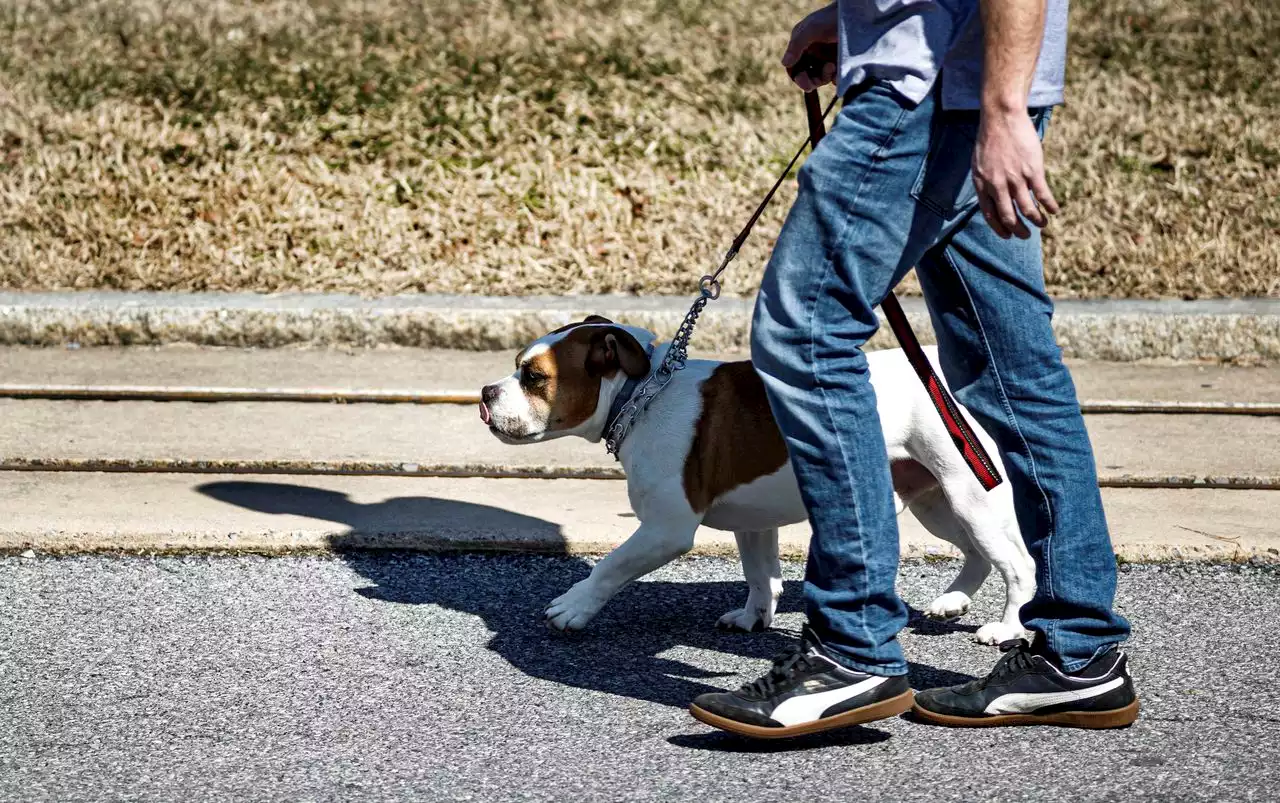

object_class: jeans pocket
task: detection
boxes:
[911,107,1054,220]
[909,110,980,220]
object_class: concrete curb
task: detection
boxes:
[5,534,1277,565]
[2,291,1278,362]
[2,458,1278,491]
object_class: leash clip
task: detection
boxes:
[698,275,721,301]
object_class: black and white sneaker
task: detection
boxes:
[689,626,914,739]
[913,639,1139,728]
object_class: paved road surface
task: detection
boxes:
[4,555,1278,802]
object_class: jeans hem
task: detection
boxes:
[823,647,909,678]
[1058,642,1121,675]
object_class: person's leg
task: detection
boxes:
[916,229,1129,669]
[914,113,1130,671]
[689,83,956,738]
[749,82,944,676]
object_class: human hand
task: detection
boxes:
[781,3,839,92]
[972,108,1060,239]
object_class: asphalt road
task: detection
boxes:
[4,555,1278,802]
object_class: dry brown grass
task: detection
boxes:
[0,0,1276,299]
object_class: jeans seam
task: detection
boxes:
[804,101,911,664]
[937,246,1061,653]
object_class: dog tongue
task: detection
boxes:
[479,402,491,425]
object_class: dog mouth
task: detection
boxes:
[480,396,545,443]
[489,426,542,444]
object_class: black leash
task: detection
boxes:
[697,91,840,302]
[622,57,1006,490]
[801,88,1003,491]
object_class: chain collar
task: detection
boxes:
[603,92,839,460]
[601,343,654,451]
[603,279,720,460]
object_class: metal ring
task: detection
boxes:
[699,275,721,300]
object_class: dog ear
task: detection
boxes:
[582,314,614,325]
[586,327,650,379]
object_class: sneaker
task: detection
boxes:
[688,625,914,739]
[912,639,1140,728]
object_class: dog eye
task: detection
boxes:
[522,368,548,386]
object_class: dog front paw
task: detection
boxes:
[545,580,608,632]
[716,606,772,633]
[924,591,973,621]
[974,621,1029,646]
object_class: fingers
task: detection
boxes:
[977,192,1006,239]
[1014,181,1044,229]
[1008,185,1039,238]
[783,19,837,90]
[978,174,1059,240]
[785,53,836,91]
[1029,170,1060,216]
[976,180,1013,240]
[787,60,835,91]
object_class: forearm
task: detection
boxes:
[980,0,1046,114]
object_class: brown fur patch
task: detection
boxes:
[518,323,651,435]
[683,362,789,513]
[683,362,941,514]
[537,334,600,431]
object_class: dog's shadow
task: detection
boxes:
[198,480,975,709]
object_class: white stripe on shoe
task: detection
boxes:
[983,676,1125,715]
[769,676,887,727]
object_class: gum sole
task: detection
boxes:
[689,690,915,740]
[911,698,1140,729]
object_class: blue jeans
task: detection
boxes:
[751,81,1131,675]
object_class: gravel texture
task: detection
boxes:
[3,554,1278,802]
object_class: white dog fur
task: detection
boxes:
[481,319,1036,645]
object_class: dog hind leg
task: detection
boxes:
[937,482,1036,645]
[717,529,783,632]
[908,488,990,621]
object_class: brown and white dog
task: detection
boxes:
[480,316,1036,644]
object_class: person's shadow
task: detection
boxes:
[198,480,974,719]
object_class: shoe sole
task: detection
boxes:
[911,698,1140,729]
[688,689,915,740]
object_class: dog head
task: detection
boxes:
[480,316,654,445]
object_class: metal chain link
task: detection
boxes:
[602,263,729,458]
[603,93,838,459]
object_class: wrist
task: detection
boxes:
[981,91,1029,116]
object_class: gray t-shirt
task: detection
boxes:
[836,0,1068,110]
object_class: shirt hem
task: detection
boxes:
[941,86,1066,111]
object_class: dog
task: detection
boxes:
[480,316,1036,644]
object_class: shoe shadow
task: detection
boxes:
[198,480,976,712]
[667,725,892,753]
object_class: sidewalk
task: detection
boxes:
[2,472,1275,561]
[0,345,1276,560]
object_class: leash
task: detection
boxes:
[603,93,840,457]
[608,84,1005,492]
[803,91,1003,491]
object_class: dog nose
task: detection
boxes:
[481,385,499,404]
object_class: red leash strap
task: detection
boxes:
[803,91,1003,491]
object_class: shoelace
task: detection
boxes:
[987,638,1038,684]
[740,645,817,699]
